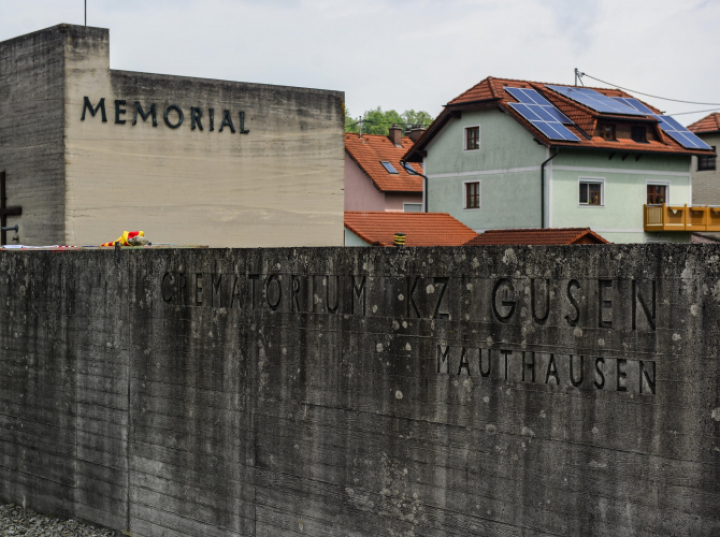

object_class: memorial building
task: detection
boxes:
[0,24,345,247]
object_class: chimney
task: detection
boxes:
[388,124,403,147]
[407,125,426,144]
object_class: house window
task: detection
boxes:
[464,181,480,209]
[381,161,399,174]
[579,180,603,206]
[465,126,480,150]
[631,126,648,143]
[599,124,616,141]
[404,203,422,213]
[698,146,717,171]
[647,184,668,205]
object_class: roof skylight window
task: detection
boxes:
[381,161,399,174]
[403,163,417,175]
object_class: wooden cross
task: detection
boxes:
[0,171,22,246]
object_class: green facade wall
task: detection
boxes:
[344,228,369,246]
[550,150,691,243]
[425,109,546,231]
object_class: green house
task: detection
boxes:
[403,77,716,243]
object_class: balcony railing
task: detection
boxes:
[644,204,720,232]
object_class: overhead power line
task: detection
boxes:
[667,107,720,117]
[577,71,720,107]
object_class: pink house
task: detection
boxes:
[345,126,424,212]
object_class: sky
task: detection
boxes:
[2,0,720,126]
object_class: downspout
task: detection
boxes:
[540,149,558,229]
[401,159,429,213]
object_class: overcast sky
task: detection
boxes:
[2,0,719,125]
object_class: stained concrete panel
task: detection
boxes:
[1,24,344,247]
[1,245,720,537]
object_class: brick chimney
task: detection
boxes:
[407,126,426,144]
[388,124,403,147]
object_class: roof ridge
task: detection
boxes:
[487,76,499,99]
[483,227,590,233]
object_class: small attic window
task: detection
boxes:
[381,161,399,174]
[631,126,648,143]
[599,124,616,141]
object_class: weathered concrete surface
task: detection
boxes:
[0,26,66,244]
[0,24,344,247]
[1,245,720,537]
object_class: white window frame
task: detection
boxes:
[463,179,481,210]
[463,125,481,152]
[578,176,605,207]
[403,203,423,213]
[645,180,670,205]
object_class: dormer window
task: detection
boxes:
[599,124,616,141]
[631,126,648,143]
[381,161,399,174]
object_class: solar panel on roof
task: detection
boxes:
[656,115,713,150]
[611,97,655,115]
[508,103,580,142]
[611,97,713,150]
[505,87,579,142]
[505,87,573,124]
[546,85,645,116]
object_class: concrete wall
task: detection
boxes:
[1,24,345,247]
[2,245,720,537]
[0,25,67,244]
[691,132,720,205]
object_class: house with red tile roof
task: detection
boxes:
[404,77,715,243]
[345,126,424,212]
[466,228,608,246]
[688,113,720,205]
[344,211,477,246]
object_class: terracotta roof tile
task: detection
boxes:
[345,133,423,193]
[423,77,713,158]
[688,112,720,134]
[344,211,478,247]
[465,228,609,246]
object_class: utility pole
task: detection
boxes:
[85,0,87,26]
[574,68,584,87]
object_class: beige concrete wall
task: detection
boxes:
[691,132,720,205]
[0,25,67,245]
[62,25,344,247]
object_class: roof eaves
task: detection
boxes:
[344,219,387,246]
[403,108,455,162]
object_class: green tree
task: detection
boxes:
[344,107,434,135]
[402,110,433,129]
